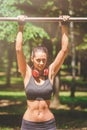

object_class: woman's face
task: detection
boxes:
[31,51,47,71]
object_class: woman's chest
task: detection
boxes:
[25,76,53,100]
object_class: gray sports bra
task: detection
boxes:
[25,76,53,100]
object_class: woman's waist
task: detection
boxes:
[23,107,54,122]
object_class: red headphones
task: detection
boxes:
[32,68,49,78]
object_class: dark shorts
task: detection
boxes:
[21,118,56,130]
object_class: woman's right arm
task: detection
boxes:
[16,25,26,78]
[16,24,31,79]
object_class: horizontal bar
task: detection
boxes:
[0,17,87,22]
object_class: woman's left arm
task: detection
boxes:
[49,16,69,78]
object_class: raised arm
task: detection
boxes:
[50,15,69,78]
[15,16,30,78]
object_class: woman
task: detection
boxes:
[16,15,69,130]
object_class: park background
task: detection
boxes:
[0,0,87,129]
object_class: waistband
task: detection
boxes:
[21,118,56,130]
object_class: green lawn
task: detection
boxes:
[0,89,87,129]
[0,74,87,130]
[0,91,87,114]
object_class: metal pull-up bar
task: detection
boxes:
[0,17,87,22]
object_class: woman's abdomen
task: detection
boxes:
[23,100,54,122]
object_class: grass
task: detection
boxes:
[0,127,21,130]
[60,91,87,110]
[0,91,87,129]
[0,74,87,129]
[0,75,23,85]
[0,90,87,113]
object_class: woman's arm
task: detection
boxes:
[50,16,69,78]
[16,16,31,79]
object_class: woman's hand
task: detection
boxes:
[17,15,27,26]
[61,15,70,21]
[59,15,70,26]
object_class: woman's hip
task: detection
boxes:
[21,118,56,130]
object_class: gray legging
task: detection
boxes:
[21,118,56,130]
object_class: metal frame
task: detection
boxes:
[0,17,87,22]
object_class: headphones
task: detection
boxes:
[32,68,49,78]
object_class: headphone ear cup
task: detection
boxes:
[44,68,49,76]
[32,68,48,78]
[32,70,39,78]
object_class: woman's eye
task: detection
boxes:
[42,59,45,62]
[37,59,40,62]
[36,59,46,63]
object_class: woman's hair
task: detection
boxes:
[31,46,48,58]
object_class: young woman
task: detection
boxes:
[16,15,69,130]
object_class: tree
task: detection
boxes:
[0,0,49,86]
[0,0,87,98]
[42,0,87,100]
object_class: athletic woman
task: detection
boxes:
[16,15,69,130]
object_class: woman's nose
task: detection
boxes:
[40,60,44,65]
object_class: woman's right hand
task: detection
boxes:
[17,15,27,26]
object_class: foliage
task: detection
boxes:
[0,0,49,43]
[0,0,87,86]
[24,23,49,42]
[0,90,87,114]
[0,0,50,83]
[76,34,87,50]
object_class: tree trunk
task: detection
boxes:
[70,78,76,97]
[50,76,60,109]
[69,0,76,97]
[6,45,14,86]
